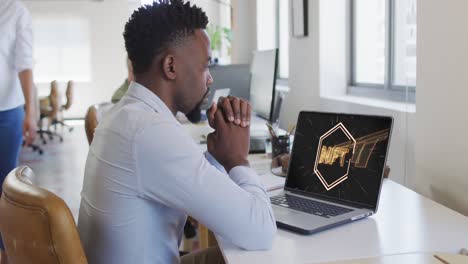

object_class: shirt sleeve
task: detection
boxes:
[15,6,34,72]
[204,151,227,174]
[134,121,276,250]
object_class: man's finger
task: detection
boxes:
[214,106,229,131]
[218,97,234,122]
[247,102,251,126]
[230,97,241,125]
[240,99,249,127]
[207,102,217,128]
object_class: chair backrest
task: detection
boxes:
[40,81,60,120]
[63,81,74,110]
[49,81,60,120]
[84,102,113,145]
[0,167,87,264]
[32,85,41,124]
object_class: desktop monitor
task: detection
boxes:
[206,64,251,107]
[249,49,278,122]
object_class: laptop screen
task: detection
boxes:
[285,111,393,209]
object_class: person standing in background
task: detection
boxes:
[0,0,37,262]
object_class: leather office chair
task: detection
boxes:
[53,81,74,133]
[62,81,73,111]
[0,166,87,264]
[84,103,113,144]
[38,81,63,143]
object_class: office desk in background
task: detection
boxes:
[185,115,281,144]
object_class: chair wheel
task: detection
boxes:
[69,127,74,132]
[42,140,47,144]
[60,137,63,142]
[39,150,43,155]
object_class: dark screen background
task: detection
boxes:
[286,112,392,209]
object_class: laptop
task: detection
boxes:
[270,111,393,234]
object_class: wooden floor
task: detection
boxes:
[19,121,88,221]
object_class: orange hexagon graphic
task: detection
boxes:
[313,123,356,191]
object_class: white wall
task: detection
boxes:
[231,0,257,64]
[416,0,468,215]
[279,0,320,125]
[279,0,415,186]
[25,0,132,118]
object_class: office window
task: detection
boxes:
[257,0,289,79]
[350,0,416,102]
[278,0,289,79]
[33,17,91,83]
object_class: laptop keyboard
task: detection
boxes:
[270,194,354,218]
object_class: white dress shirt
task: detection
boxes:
[0,0,34,111]
[77,82,276,264]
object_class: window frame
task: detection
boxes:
[349,0,415,103]
[277,0,289,81]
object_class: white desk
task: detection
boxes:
[183,119,468,263]
[217,179,468,263]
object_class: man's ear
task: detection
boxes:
[162,54,176,80]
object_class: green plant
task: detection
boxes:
[207,25,222,51]
[223,27,232,56]
[207,24,232,56]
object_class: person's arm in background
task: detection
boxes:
[16,5,36,146]
[18,70,37,146]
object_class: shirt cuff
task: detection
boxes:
[204,151,227,174]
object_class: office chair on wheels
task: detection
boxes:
[38,81,63,144]
[52,80,74,133]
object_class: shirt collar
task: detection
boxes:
[126,81,178,123]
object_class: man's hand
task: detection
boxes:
[23,113,37,146]
[207,96,251,129]
[207,109,250,172]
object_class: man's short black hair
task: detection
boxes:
[123,0,209,74]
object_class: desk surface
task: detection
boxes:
[217,179,468,264]
[321,252,468,264]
